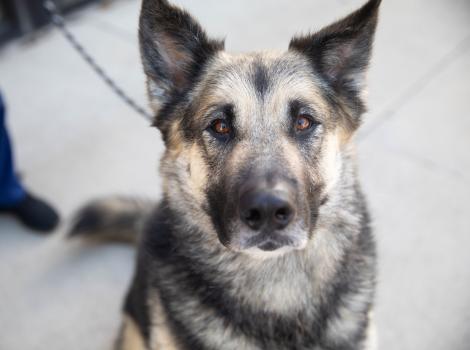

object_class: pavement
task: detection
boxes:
[0,0,469,349]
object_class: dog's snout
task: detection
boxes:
[239,182,295,231]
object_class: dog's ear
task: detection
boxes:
[289,0,381,114]
[139,0,224,117]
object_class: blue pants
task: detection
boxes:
[0,93,25,207]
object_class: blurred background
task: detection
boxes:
[0,0,469,349]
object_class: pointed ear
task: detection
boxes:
[139,0,224,116]
[289,0,381,112]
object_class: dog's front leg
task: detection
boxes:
[363,312,378,350]
[114,315,147,350]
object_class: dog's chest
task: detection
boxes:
[145,223,373,350]
[148,277,339,350]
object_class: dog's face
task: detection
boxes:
[139,0,380,258]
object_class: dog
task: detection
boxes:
[70,0,381,349]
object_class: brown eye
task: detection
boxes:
[211,119,231,135]
[295,114,313,132]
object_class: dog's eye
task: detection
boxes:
[295,114,314,132]
[210,119,231,135]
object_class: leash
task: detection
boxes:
[42,0,153,122]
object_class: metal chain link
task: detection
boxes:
[43,0,153,122]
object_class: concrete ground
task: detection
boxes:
[0,0,469,349]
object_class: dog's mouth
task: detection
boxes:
[244,231,302,251]
[225,225,309,258]
[257,239,285,252]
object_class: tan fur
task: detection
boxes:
[284,140,307,178]
[167,119,184,156]
[148,291,181,350]
[225,141,251,177]
[188,143,209,203]
[337,123,356,145]
[118,316,147,350]
[321,131,342,195]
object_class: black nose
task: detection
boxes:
[239,189,295,231]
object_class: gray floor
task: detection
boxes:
[0,0,469,349]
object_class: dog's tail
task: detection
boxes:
[69,197,155,244]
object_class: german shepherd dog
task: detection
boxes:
[71,0,381,349]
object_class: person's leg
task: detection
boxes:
[0,93,26,207]
[0,93,59,232]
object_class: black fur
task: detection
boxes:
[252,60,270,98]
[124,258,152,346]
[69,197,152,243]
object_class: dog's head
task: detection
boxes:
[139,0,380,258]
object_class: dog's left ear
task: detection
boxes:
[289,0,381,113]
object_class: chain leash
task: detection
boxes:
[43,0,153,122]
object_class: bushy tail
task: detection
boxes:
[69,197,155,244]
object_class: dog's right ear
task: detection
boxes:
[139,0,224,119]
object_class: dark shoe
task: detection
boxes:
[0,193,60,232]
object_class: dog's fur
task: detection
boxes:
[71,0,381,349]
